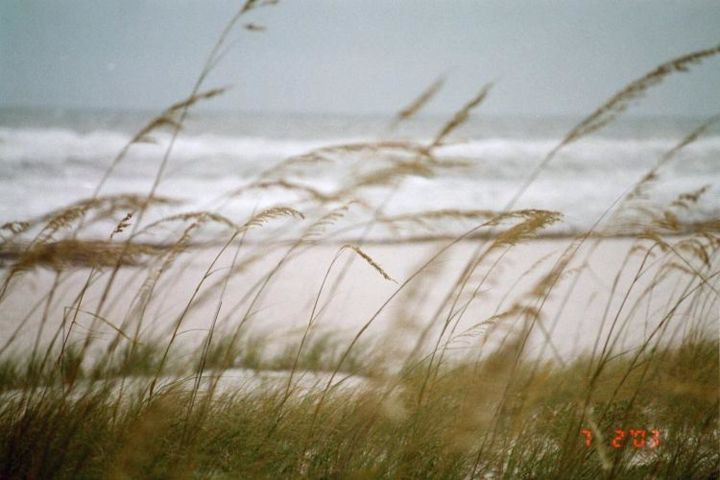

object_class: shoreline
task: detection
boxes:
[2,234,714,364]
[0,224,712,264]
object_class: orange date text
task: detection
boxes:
[580,428,661,449]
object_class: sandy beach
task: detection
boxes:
[4,234,710,367]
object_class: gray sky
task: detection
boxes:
[1,0,719,116]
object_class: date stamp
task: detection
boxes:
[581,428,661,449]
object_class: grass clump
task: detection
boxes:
[0,337,715,479]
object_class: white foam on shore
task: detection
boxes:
[1,126,719,234]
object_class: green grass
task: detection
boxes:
[0,336,716,479]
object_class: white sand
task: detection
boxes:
[2,235,715,366]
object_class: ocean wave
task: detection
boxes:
[3,127,720,169]
[0,127,348,165]
[1,127,719,229]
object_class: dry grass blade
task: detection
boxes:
[138,211,238,235]
[35,195,179,231]
[243,206,304,229]
[0,221,32,250]
[341,245,397,283]
[671,185,710,211]
[111,213,133,238]
[244,23,266,32]
[630,186,712,234]
[621,116,719,213]
[1,222,31,236]
[259,140,437,185]
[562,45,720,148]
[229,180,332,204]
[638,229,671,253]
[391,75,446,128]
[430,83,492,148]
[62,306,138,344]
[508,45,720,209]
[34,204,97,245]
[285,141,431,166]
[380,209,498,225]
[490,210,563,250]
[240,0,279,14]
[677,237,712,268]
[134,88,228,144]
[130,224,200,314]
[302,203,354,241]
[342,160,435,195]
[664,114,720,157]
[10,240,159,271]
[165,88,227,117]
[94,89,230,196]
[530,254,572,299]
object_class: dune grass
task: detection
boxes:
[0,2,719,478]
[0,335,715,479]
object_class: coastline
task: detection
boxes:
[3,234,710,364]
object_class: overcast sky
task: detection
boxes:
[1,1,719,116]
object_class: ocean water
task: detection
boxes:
[1,108,718,238]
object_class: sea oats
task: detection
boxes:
[10,240,157,271]
[510,45,720,209]
[138,211,238,236]
[341,245,396,283]
[301,203,354,241]
[242,206,304,230]
[111,213,134,238]
[0,222,31,236]
[489,210,562,250]
[1,7,718,478]
[380,209,498,230]
[390,75,446,129]
[429,83,492,149]
[282,141,431,168]
[229,180,332,204]
[562,46,720,148]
